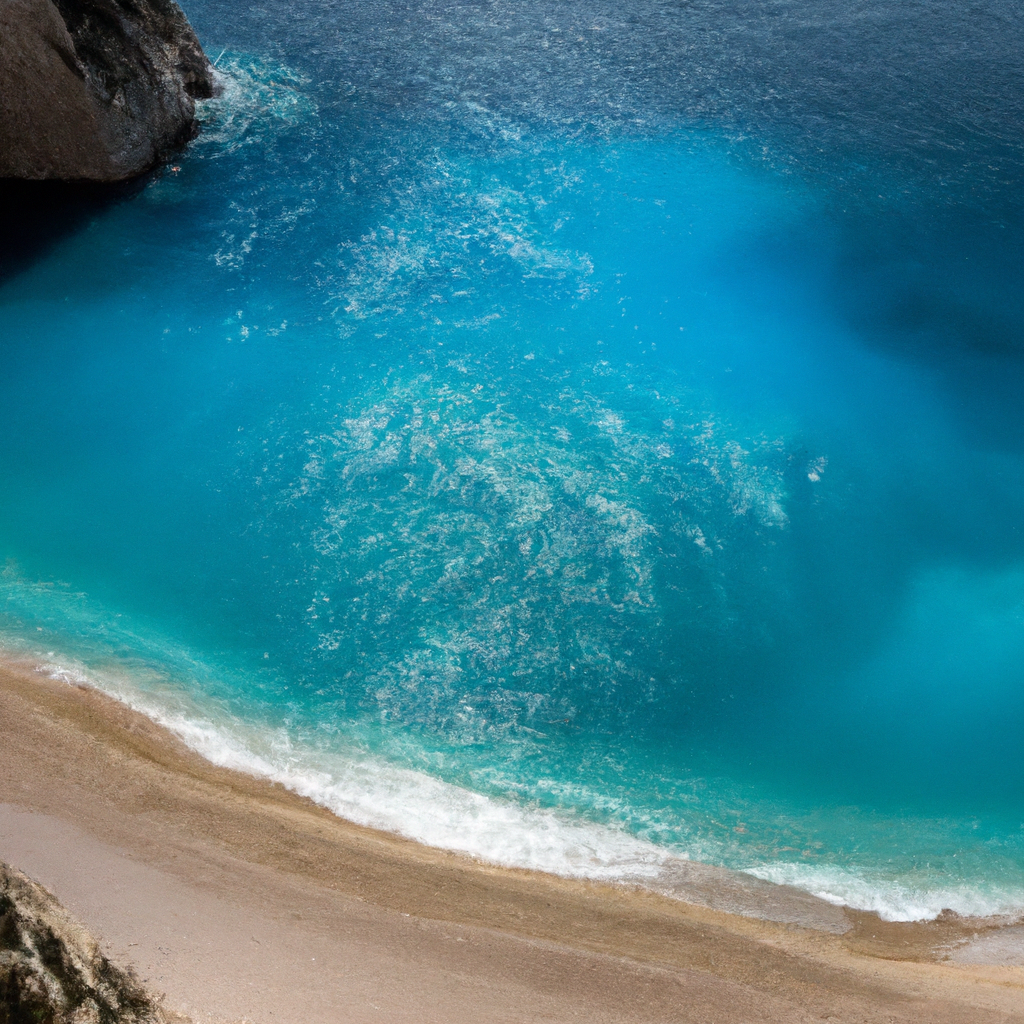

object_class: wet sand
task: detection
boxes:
[1,658,1022,1023]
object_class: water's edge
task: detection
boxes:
[5,644,1022,936]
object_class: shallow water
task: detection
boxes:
[2,0,1023,922]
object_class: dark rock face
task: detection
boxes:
[0,0,214,181]
[0,862,172,1024]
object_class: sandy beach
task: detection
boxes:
[1,657,1022,1023]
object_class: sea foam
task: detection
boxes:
[8,639,1023,925]
[28,650,669,883]
[746,861,1024,924]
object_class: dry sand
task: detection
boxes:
[1,658,1022,1023]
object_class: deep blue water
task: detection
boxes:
[2,0,1024,920]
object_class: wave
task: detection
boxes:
[25,650,669,884]
[746,861,1024,924]
[5,637,1022,925]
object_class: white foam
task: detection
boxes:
[196,54,317,155]
[29,653,669,883]
[8,598,1023,926]
[15,646,1024,923]
[745,861,1024,923]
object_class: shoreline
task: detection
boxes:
[10,644,1018,929]
[1,656,1022,1022]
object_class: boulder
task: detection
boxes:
[0,0,214,181]
[0,861,174,1024]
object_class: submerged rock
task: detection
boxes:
[0,0,214,181]
[0,862,172,1024]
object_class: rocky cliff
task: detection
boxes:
[0,0,214,181]
[0,862,173,1024]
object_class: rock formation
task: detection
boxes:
[0,862,173,1024]
[0,0,214,181]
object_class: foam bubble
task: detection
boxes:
[31,653,669,882]
[6,631,1024,924]
[196,54,317,155]
[745,861,1024,923]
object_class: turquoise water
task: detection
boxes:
[2,0,1024,921]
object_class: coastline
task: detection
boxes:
[1,657,1022,1022]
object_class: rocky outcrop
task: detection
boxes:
[0,862,173,1024]
[0,0,214,181]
